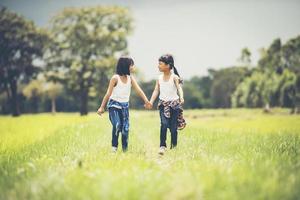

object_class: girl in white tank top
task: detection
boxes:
[97,57,151,152]
[149,54,186,155]
[110,75,131,103]
[158,73,179,101]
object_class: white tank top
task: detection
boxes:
[110,75,131,103]
[159,74,179,101]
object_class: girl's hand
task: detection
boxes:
[180,97,185,105]
[148,102,153,109]
[97,107,105,116]
[144,101,152,109]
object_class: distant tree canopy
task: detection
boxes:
[46,6,133,115]
[183,76,212,109]
[0,7,49,116]
[231,36,300,113]
[208,67,250,108]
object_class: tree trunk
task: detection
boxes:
[51,97,56,115]
[290,107,295,114]
[263,102,271,113]
[32,95,39,113]
[80,83,88,116]
[290,90,300,114]
[291,103,300,114]
[4,82,11,100]
[2,83,11,114]
[10,79,20,117]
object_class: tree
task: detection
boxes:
[238,47,252,66]
[46,6,133,115]
[257,36,300,113]
[258,38,283,74]
[0,7,49,116]
[294,77,300,114]
[183,76,213,108]
[231,71,281,112]
[44,81,63,114]
[281,36,300,74]
[22,78,44,113]
[281,36,300,113]
[209,67,249,108]
[43,68,66,114]
[182,82,204,109]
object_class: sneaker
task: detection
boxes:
[158,146,166,155]
[112,147,117,153]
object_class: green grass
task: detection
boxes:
[0,109,299,200]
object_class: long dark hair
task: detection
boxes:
[116,56,134,76]
[159,54,183,84]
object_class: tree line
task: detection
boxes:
[131,37,300,114]
[0,6,132,116]
[0,6,299,116]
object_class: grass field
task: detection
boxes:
[0,109,299,200]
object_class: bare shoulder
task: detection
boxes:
[110,75,118,85]
[111,74,119,80]
[173,74,180,81]
[156,79,160,90]
[130,75,137,83]
[158,74,163,83]
[130,74,135,80]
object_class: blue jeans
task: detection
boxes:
[159,105,179,149]
[107,99,129,151]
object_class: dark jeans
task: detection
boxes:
[108,107,129,151]
[159,105,179,149]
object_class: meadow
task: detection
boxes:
[0,109,299,200]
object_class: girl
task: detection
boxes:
[97,56,151,152]
[149,54,186,155]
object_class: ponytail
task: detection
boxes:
[172,65,180,77]
[172,65,183,84]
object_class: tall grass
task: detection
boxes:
[0,109,299,200]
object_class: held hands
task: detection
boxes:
[144,100,153,110]
[97,106,105,116]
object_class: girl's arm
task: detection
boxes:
[174,75,184,104]
[149,80,159,106]
[131,76,150,105]
[97,75,117,116]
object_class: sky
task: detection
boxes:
[1,0,300,80]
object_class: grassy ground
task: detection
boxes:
[0,109,299,200]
